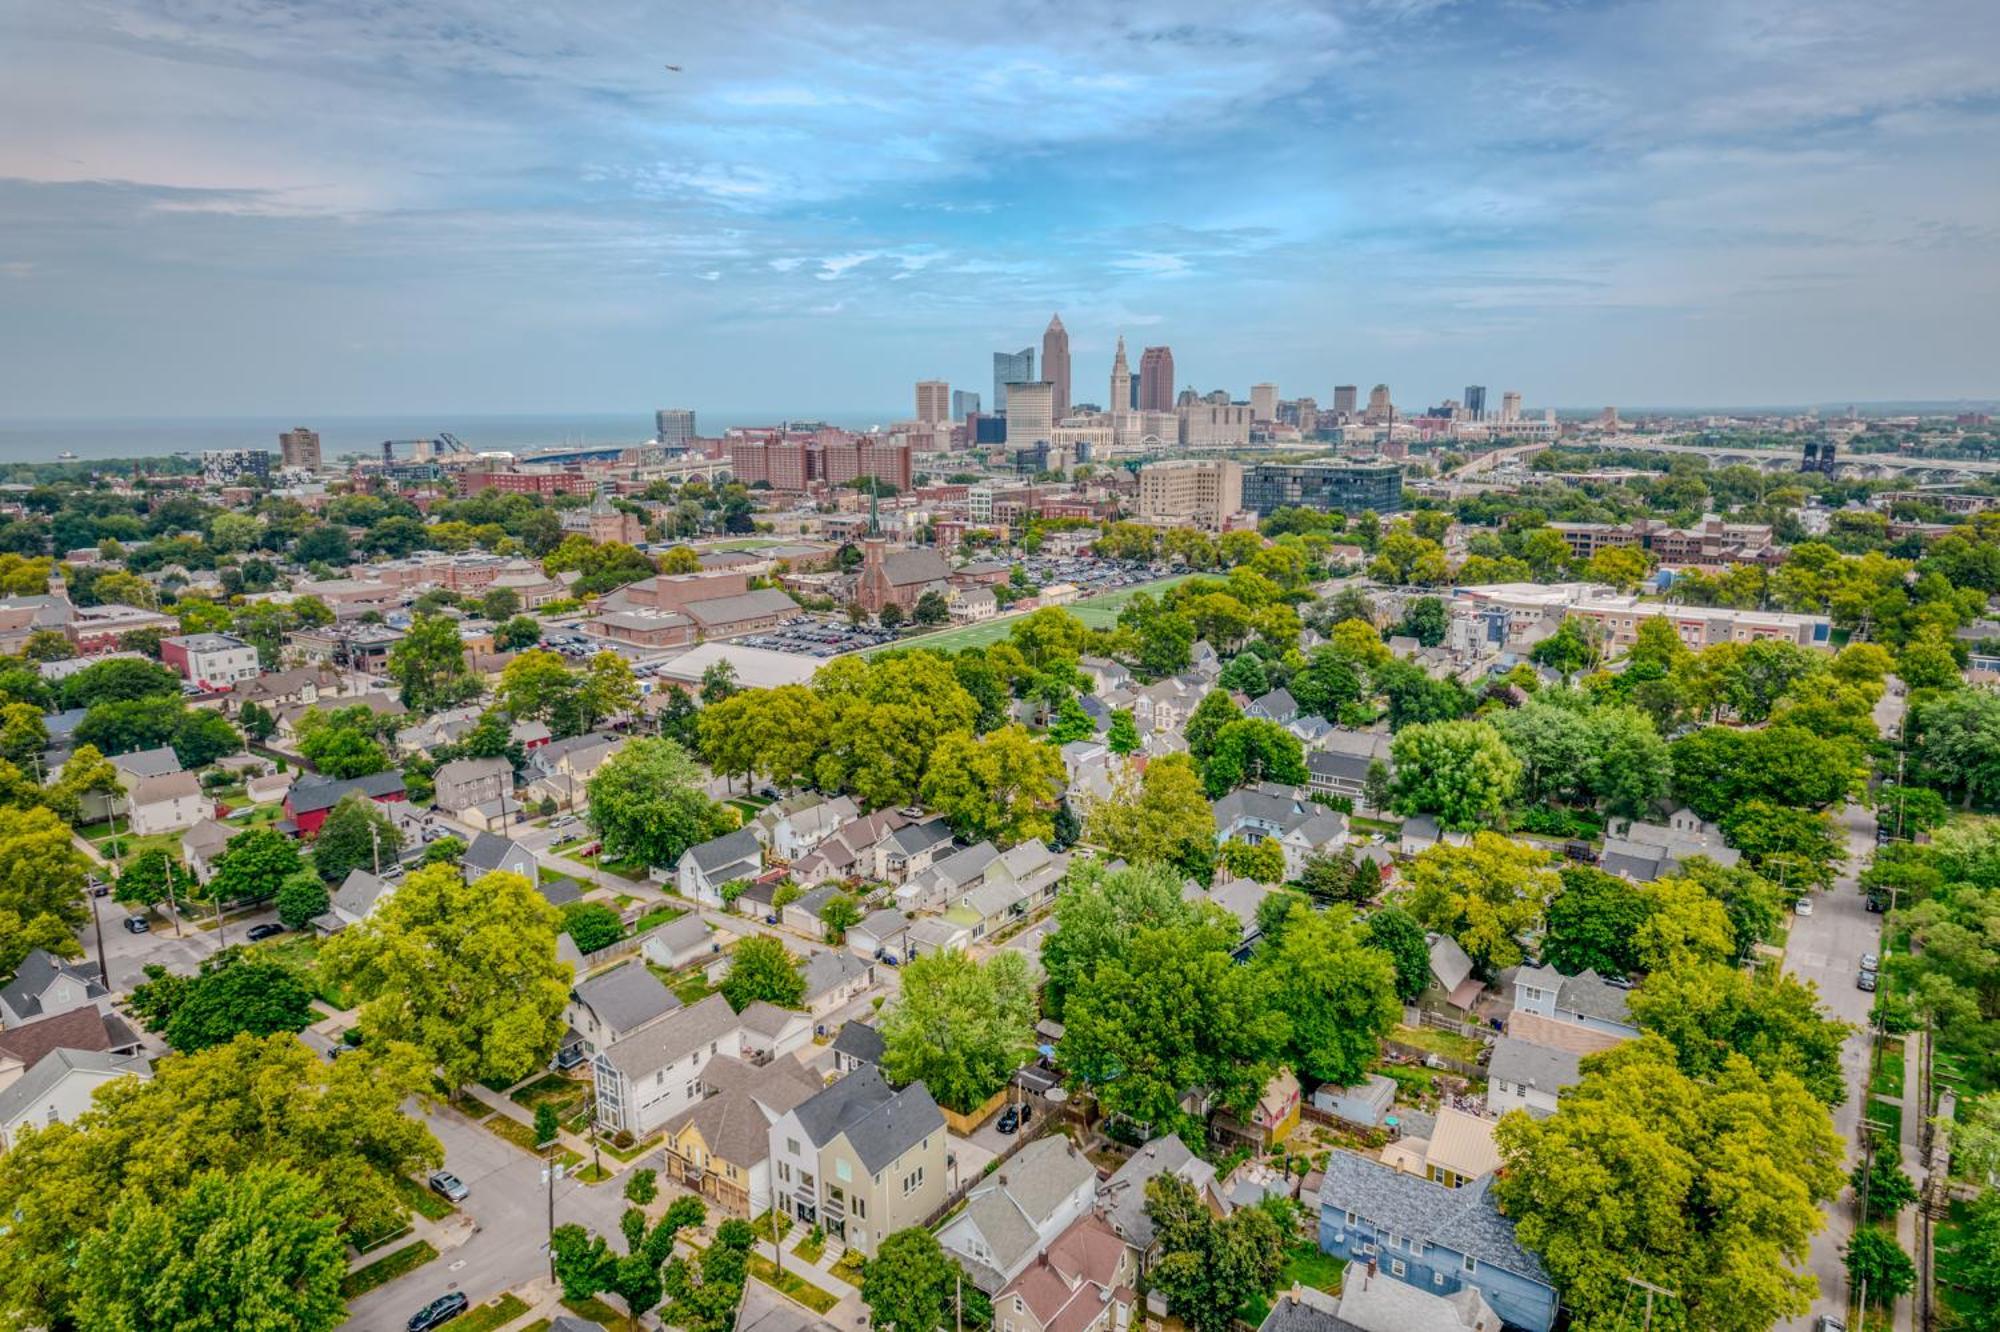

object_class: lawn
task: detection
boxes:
[253,932,356,1009]
[511,1073,591,1120]
[477,1111,584,1169]
[561,1294,629,1329]
[632,903,687,934]
[79,822,187,864]
[792,1227,826,1264]
[829,1249,867,1287]
[395,1174,459,1223]
[653,963,717,1006]
[1871,1039,1906,1100]
[1864,1096,1904,1147]
[453,1293,530,1332]
[340,1239,438,1298]
[860,573,1199,656]
[747,1253,839,1314]
[752,1210,794,1244]
[1282,1243,1346,1295]
[1390,1023,1485,1064]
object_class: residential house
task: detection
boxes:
[0,1007,143,1083]
[939,1135,1102,1292]
[1311,1075,1398,1129]
[996,1215,1138,1332]
[752,794,861,863]
[1485,1038,1582,1119]
[1381,1107,1503,1190]
[661,1053,823,1216]
[1211,783,1348,880]
[125,770,208,836]
[881,818,957,883]
[642,915,719,972]
[0,1049,153,1150]
[275,692,406,742]
[781,883,850,938]
[800,949,875,1023]
[899,840,999,914]
[1257,1269,1500,1332]
[738,1001,814,1062]
[1184,876,1278,956]
[431,757,513,818]
[767,1065,948,1255]
[1077,656,1133,695]
[790,808,919,887]
[179,818,235,884]
[524,732,625,809]
[159,632,260,689]
[1245,688,1298,724]
[1399,815,1442,857]
[227,666,341,717]
[1424,936,1484,1015]
[284,770,406,837]
[567,963,683,1060]
[593,993,745,1139]
[1509,965,1639,1039]
[0,950,110,1027]
[905,916,974,960]
[1095,1135,1224,1268]
[1122,677,1199,735]
[462,831,541,887]
[848,909,911,963]
[831,1020,885,1076]
[1317,1152,1557,1332]
[1214,1068,1302,1151]
[1598,807,1740,882]
[311,869,396,935]
[680,827,764,906]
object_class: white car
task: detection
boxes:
[1794,897,1814,916]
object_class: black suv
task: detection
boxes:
[408,1292,468,1332]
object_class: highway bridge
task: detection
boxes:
[1451,435,2000,480]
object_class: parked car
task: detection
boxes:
[246,922,285,942]
[427,1170,469,1203]
[1865,894,1887,913]
[997,1104,1020,1135]
[1857,970,1878,992]
[1816,1317,1847,1332]
[89,880,112,898]
[1861,952,1880,971]
[408,1292,469,1332]
[122,915,150,934]
[1794,897,1814,916]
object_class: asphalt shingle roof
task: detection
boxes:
[1317,1151,1547,1283]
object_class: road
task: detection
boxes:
[1785,684,1905,1331]
[78,890,282,994]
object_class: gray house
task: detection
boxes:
[680,828,763,906]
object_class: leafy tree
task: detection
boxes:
[1630,874,1737,973]
[0,1034,439,1330]
[0,702,46,769]
[562,900,625,954]
[1218,653,1270,698]
[1542,865,1653,976]
[1529,616,1600,677]
[237,699,277,741]
[880,950,1036,1114]
[1874,783,1952,837]
[1201,717,1307,797]
[275,872,330,929]
[880,601,907,630]
[821,892,862,943]
[1403,833,1559,973]
[1081,755,1214,882]
[699,685,831,792]
[663,1214,755,1332]
[1290,646,1363,722]
[1047,693,1095,745]
[310,793,403,884]
[208,826,305,906]
[862,1228,973,1332]
[1495,1037,1842,1332]
[1845,1229,1916,1307]
[75,695,183,757]
[535,1102,561,1147]
[1365,905,1431,1003]
[1219,836,1286,884]
[388,613,482,713]
[293,707,391,778]
[587,737,729,872]
[1628,961,1852,1104]
[1670,724,1859,818]
[1398,595,1448,647]
[1389,719,1520,831]
[496,614,543,651]
[1361,758,1392,812]
[132,948,317,1052]
[1106,708,1140,755]
[1493,697,1595,805]
[1851,1155,1918,1220]
[115,847,179,909]
[719,935,806,1012]
[625,1168,659,1206]
[59,655,181,710]
[323,865,570,1093]
[1259,906,1400,1085]
[914,590,950,625]
[1950,1191,2000,1330]
[74,1164,346,1332]
[1297,852,1371,906]
[1145,1174,1286,1332]
[0,803,91,979]
[1041,861,1196,1018]
[919,724,1065,847]
[1182,689,1241,764]
[1916,686,2000,807]
[1721,800,1845,889]
[479,586,521,620]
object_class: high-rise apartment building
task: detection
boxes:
[1463,386,1487,418]
[655,409,697,446]
[1138,347,1176,412]
[1501,391,1522,424]
[1365,384,1394,424]
[1250,384,1278,422]
[1137,459,1242,530]
[202,449,274,486]
[1004,382,1055,447]
[1333,385,1358,419]
[1243,462,1403,517]
[278,426,321,471]
[915,380,950,424]
[1042,314,1070,420]
[951,390,981,419]
[993,348,1033,412]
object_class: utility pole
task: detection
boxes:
[163,855,184,938]
[542,1155,565,1282]
[1620,1275,1676,1331]
[85,873,108,990]
[370,822,380,876]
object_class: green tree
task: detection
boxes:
[74,1164,346,1332]
[59,655,182,709]
[1218,653,1270,697]
[1495,1037,1843,1332]
[1361,758,1392,812]
[1390,719,1521,831]
[1403,833,1558,973]
[1851,1155,1918,1219]
[1364,905,1431,1003]
[0,803,91,979]
[208,825,304,904]
[663,1215,754,1332]
[237,699,277,741]
[323,864,570,1093]
[114,847,179,910]
[880,950,1036,1115]
[1145,1174,1286,1332]
[1201,717,1307,797]
[1874,783,1952,837]
[1260,906,1400,1085]
[1182,689,1241,764]
[1219,836,1286,884]
[862,1228,971,1332]
[275,872,330,929]
[719,935,806,1011]
[1846,1229,1916,1307]
[172,707,242,768]
[587,737,728,872]
[1950,1191,2000,1330]
[1041,861,1196,1019]
[1529,616,1600,677]
[310,792,404,884]
[1106,708,1140,755]
[1916,687,2000,807]
[1082,754,1214,880]
[1721,800,1846,888]
[1628,960,1852,1103]
[562,900,625,954]
[919,724,1066,847]
[820,892,862,943]
[131,948,316,1052]
[1398,594,1449,647]
[535,1102,560,1147]
[294,707,391,778]
[1544,865,1652,976]
[0,702,47,769]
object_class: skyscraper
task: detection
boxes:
[655,409,697,446]
[993,348,1033,412]
[1501,391,1522,423]
[1138,346,1175,412]
[1250,384,1278,422]
[1365,384,1393,424]
[951,390,981,419]
[1109,336,1131,423]
[1333,385,1358,419]
[1005,382,1055,447]
[1463,385,1487,418]
[1042,314,1071,421]
[915,380,950,424]
[278,426,321,471]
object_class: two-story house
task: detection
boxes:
[995,1214,1137,1332]
[939,1135,1102,1292]
[1509,965,1639,1039]
[767,1066,947,1257]
[753,794,861,863]
[0,951,111,1027]
[1095,1135,1223,1271]
[661,1052,823,1217]
[681,828,764,905]
[431,756,513,819]
[1211,784,1348,880]
[593,993,744,1140]
[566,963,683,1061]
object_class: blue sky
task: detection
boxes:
[2,0,1997,420]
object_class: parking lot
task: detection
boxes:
[1010,554,1155,594]
[737,615,900,656]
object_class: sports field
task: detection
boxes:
[859,572,1198,656]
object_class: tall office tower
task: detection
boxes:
[655,409,697,446]
[1138,346,1176,412]
[951,390,981,419]
[1296,397,1318,433]
[1501,391,1522,423]
[1365,384,1394,424]
[915,380,950,424]
[1333,385,1358,418]
[1042,314,1071,420]
[278,426,321,471]
[1463,386,1487,419]
[1250,383,1278,423]
[993,348,1033,412]
[1005,382,1055,447]
[1110,336,1132,421]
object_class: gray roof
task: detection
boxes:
[0,949,106,1021]
[954,1137,1099,1288]
[549,1318,608,1332]
[791,1065,943,1170]
[854,908,910,942]
[112,745,182,779]
[687,826,762,875]
[599,993,741,1080]
[1316,1151,1547,1283]
[831,1020,886,1066]
[930,841,999,889]
[539,875,585,909]
[799,948,870,1001]
[464,831,535,873]
[1427,935,1475,993]
[0,1048,151,1126]
[649,913,713,954]
[329,869,391,920]
[1556,969,1632,1025]
[888,818,955,857]
[1097,1134,1217,1251]
[1211,782,1318,837]
[661,1052,821,1169]
[574,964,682,1035]
[1488,1036,1582,1095]
[1308,749,1373,783]
[1258,1290,1361,1332]
[288,769,404,814]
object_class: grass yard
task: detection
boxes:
[561,1295,629,1329]
[792,1227,826,1264]
[396,1174,459,1222]
[340,1240,438,1298]
[654,964,717,1006]
[752,1210,794,1244]
[593,1129,662,1163]
[632,903,687,934]
[1871,1039,1906,1100]
[478,1112,584,1169]
[829,1249,867,1287]
[252,932,356,1009]
[860,573,1199,656]
[520,1322,551,1332]
[1282,1243,1346,1295]
[1864,1096,1904,1147]
[747,1254,839,1314]
[452,1293,530,1332]
[1390,1023,1485,1064]
[511,1073,591,1120]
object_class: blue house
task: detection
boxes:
[1317,1151,1558,1332]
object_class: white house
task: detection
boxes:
[680,828,763,906]
[126,770,209,836]
[937,1134,1101,1292]
[0,951,110,1027]
[594,993,746,1139]
[0,1048,152,1150]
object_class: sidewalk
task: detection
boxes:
[1892,1033,1925,1332]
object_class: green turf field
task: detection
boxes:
[859,573,1198,656]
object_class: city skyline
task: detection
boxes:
[1,0,1997,419]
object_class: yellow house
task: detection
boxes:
[661,1054,822,1217]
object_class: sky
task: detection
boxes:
[2,0,1998,421]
